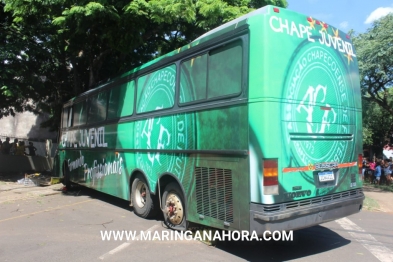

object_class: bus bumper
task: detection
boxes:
[250,190,364,234]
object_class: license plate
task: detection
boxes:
[318,171,335,182]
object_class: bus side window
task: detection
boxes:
[208,40,242,99]
[62,107,73,128]
[67,107,73,127]
[108,81,134,119]
[136,64,176,113]
[179,40,242,104]
[88,91,108,123]
[73,100,87,126]
[180,54,208,103]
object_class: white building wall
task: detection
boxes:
[0,111,58,156]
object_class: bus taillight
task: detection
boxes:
[263,159,279,195]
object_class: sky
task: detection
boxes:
[287,0,393,34]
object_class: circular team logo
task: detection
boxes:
[282,44,355,168]
[135,66,195,188]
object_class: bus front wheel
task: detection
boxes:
[131,174,157,218]
[162,182,185,229]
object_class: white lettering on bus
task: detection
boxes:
[319,32,356,57]
[269,15,356,57]
[269,16,314,42]
[141,112,171,167]
[68,151,85,172]
[83,154,124,180]
[174,115,185,176]
[61,126,108,148]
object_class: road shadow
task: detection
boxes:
[214,225,351,261]
[60,183,164,221]
[55,182,351,261]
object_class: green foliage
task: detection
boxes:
[362,88,393,146]
[353,14,393,146]
[362,126,374,146]
[353,14,393,116]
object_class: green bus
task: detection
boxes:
[56,5,364,234]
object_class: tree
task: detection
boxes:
[362,88,393,146]
[1,0,73,128]
[352,14,393,147]
[352,14,393,117]
[1,0,287,131]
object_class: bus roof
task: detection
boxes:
[64,5,353,104]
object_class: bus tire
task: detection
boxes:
[162,182,186,229]
[62,161,71,189]
[131,174,157,218]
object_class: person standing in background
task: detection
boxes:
[15,141,26,156]
[374,160,382,185]
[2,137,11,154]
[10,139,18,155]
[27,142,37,156]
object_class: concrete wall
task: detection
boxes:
[0,111,58,157]
[0,111,58,141]
[0,155,53,173]
[0,111,58,172]
[0,138,59,157]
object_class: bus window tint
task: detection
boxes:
[88,91,108,123]
[62,107,70,128]
[67,107,73,127]
[137,65,176,113]
[180,54,207,103]
[208,41,242,98]
[108,81,134,119]
[73,101,87,126]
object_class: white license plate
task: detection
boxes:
[318,171,335,182]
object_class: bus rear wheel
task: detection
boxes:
[131,174,157,218]
[162,182,186,228]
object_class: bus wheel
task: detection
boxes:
[62,161,71,190]
[131,174,157,218]
[162,182,185,228]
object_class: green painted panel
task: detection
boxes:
[247,7,362,204]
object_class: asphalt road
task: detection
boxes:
[0,184,392,262]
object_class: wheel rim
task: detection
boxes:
[165,192,184,225]
[135,181,147,208]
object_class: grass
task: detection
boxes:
[363,196,380,211]
[363,181,393,192]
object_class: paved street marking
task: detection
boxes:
[0,199,93,223]
[336,217,393,262]
[99,224,160,260]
